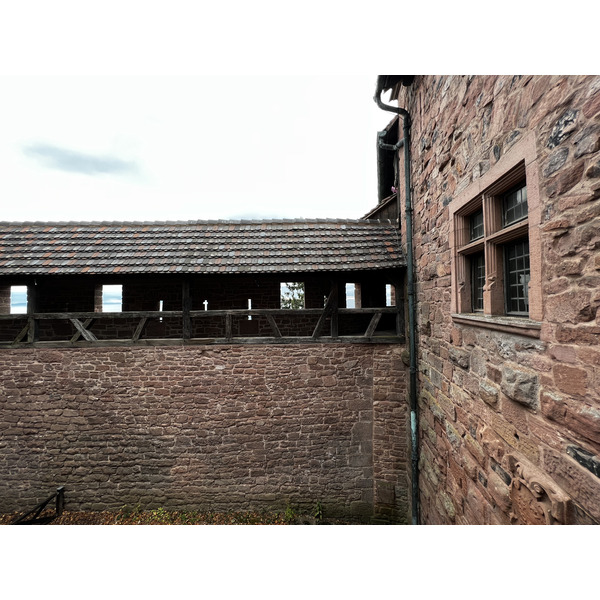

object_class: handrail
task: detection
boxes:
[0,307,400,319]
[12,486,65,525]
[0,306,405,346]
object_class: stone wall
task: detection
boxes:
[0,343,408,522]
[394,75,600,524]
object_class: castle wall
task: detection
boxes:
[396,75,600,523]
[0,343,408,522]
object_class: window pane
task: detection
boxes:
[505,239,530,315]
[102,285,123,312]
[280,282,305,309]
[503,184,528,226]
[345,283,356,308]
[10,286,28,314]
[470,210,484,241]
[471,253,485,312]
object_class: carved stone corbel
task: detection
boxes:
[506,454,571,525]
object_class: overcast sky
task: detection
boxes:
[1,75,396,223]
[0,3,592,226]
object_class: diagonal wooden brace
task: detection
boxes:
[70,318,98,342]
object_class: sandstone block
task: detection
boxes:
[501,365,539,408]
[553,364,588,397]
[480,381,499,407]
[542,448,600,523]
[448,346,470,369]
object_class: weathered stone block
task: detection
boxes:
[501,365,539,408]
[479,380,499,407]
[465,434,486,467]
[448,346,470,369]
[546,108,578,148]
[543,146,569,176]
[566,445,600,478]
[573,124,600,158]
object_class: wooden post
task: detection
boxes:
[26,283,39,343]
[182,280,192,340]
[330,281,339,338]
[225,313,233,340]
[312,282,338,339]
[389,276,405,339]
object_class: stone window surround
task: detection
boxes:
[449,132,542,338]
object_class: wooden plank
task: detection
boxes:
[70,318,95,343]
[191,308,325,317]
[0,334,404,350]
[9,307,398,320]
[365,312,382,337]
[311,310,329,339]
[69,318,98,342]
[132,317,148,342]
[266,314,282,338]
[31,310,180,320]
[13,321,31,344]
[312,287,337,339]
[337,307,398,315]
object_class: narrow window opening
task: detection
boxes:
[471,253,485,312]
[345,283,356,308]
[248,298,252,320]
[386,284,396,307]
[280,282,305,309]
[203,300,208,311]
[158,299,164,322]
[504,239,530,315]
[470,210,484,241]
[502,183,528,227]
[10,286,28,314]
[102,285,122,313]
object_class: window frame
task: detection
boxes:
[503,237,530,316]
[449,133,542,336]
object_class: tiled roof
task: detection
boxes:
[0,219,405,276]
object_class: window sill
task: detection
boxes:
[451,313,541,338]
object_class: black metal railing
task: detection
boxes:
[12,486,65,525]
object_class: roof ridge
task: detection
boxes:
[0,217,393,227]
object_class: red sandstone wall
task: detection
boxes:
[396,76,600,524]
[0,344,408,522]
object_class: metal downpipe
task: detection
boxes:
[375,88,419,525]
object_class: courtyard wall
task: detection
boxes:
[0,343,408,522]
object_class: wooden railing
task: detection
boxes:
[0,305,404,347]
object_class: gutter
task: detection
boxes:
[374,78,419,525]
